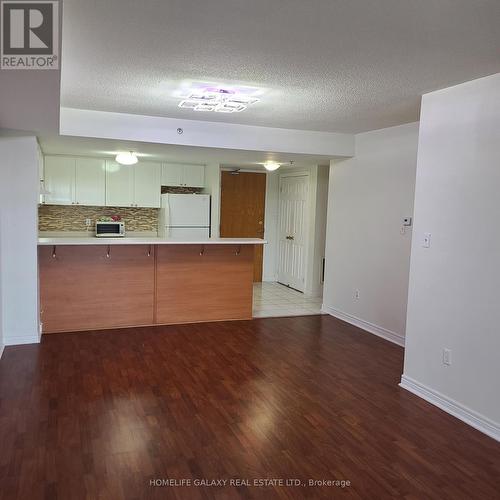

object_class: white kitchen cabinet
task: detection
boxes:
[105,160,134,207]
[162,163,205,188]
[44,156,106,206]
[75,158,105,206]
[161,163,184,187]
[106,161,160,208]
[134,162,161,207]
[44,156,75,205]
[182,164,205,188]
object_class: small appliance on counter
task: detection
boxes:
[95,220,125,237]
[159,193,211,238]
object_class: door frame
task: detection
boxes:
[277,170,310,292]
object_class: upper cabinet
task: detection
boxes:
[134,162,161,207]
[75,158,106,206]
[44,156,75,205]
[43,156,204,208]
[44,156,105,206]
[162,163,205,188]
[105,161,160,208]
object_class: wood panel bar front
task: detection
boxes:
[155,244,254,324]
[39,244,156,333]
[39,243,255,334]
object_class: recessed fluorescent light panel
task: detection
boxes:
[178,85,261,113]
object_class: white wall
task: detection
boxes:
[323,122,419,345]
[60,108,355,158]
[401,73,500,440]
[0,135,40,345]
[310,166,329,295]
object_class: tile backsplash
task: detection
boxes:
[39,205,159,232]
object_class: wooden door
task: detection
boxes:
[277,174,309,291]
[220,171,266,281]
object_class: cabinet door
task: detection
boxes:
[44,156,75,205]
[183,165,205,187]
[161,163,184,187]
[134,162,161,207]
[105,160,134,207]
[75,158,105,206]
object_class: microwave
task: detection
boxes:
[95,221,125,237]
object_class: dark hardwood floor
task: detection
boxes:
[1,315,499,499]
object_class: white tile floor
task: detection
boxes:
[253,282,324,318]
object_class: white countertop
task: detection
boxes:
[38,237,266,246]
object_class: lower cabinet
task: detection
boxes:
[39,244,254,334]
[39,245,155,333]
[155,244,254,324]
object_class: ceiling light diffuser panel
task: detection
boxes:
[178,86,260,113]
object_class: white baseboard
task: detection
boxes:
[322,305,405,347]
[4,335,40,346]
[400,375,500,442]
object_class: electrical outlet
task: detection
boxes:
[354,290,360,300]
[443,348,452,366]
[403,217,412,226]
[85,218,92,227]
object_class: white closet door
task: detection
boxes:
[105,160,134,207]
[75,158,105,206]
[44,156,75,205]
[134,162,161,207]
[277,174,309,291]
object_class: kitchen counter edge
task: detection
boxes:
[38,237,267,246]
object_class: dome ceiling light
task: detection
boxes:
[115,151,138,165]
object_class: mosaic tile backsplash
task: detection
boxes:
[39,205,159,232]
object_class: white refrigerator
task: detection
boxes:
[159,193,211,239]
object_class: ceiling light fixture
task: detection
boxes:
[178,87,259,113]
[263,161,281,171]
[115,151,138,165]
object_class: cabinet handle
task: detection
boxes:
[106,245,110,259]
[199,245,205,256]
[147,245,151,257]
[235,245,241,256]
[52,246,57,259]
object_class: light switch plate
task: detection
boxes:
[423,232,431,248]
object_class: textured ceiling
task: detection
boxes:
[38,135,332,168]
[61,0,500,133]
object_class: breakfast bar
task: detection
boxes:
[38,238,265,334]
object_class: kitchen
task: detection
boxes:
[37,148,266,334]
